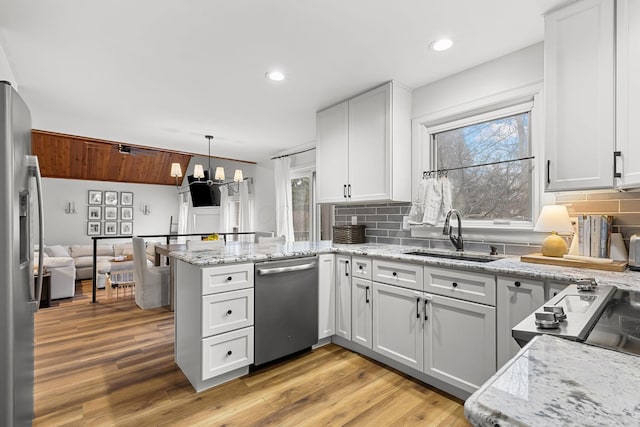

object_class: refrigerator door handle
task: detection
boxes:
[27,155,44,311]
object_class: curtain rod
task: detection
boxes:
[423,156,535,177]
[270,146,316,160]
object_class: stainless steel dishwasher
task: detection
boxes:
[254,256,318,366]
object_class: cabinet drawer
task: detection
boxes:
[373,260,423,291]
[352,256,372,280]
[201,263,254,295]
[201,327,254,380]
[202,288,254,337]
[424,267,495,306]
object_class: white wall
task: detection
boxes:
[42,178,179,245]
[412,42,544,119]
[0,40,17,88]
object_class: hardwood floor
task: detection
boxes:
[34,281,470,426]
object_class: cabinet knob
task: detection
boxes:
[359,265,363,270]
[514,281,521,288]
[392,272,397,277]
[452,282,458,288]
[226,276,233,282]
[226,309,233,315]
[226,350,233,356]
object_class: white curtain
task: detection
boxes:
[218,185,230,233]
[274,157,295,242]
[177,192,190,243]
[239,180,253,242]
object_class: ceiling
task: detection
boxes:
[0,0,567,163]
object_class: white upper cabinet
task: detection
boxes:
[316,81,412,203]
[544,0,615,192]
[616,0,640,189]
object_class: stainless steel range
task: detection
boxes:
[513,279,640,357]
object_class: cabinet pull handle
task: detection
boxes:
[514,281,521,288]
[614,151,622,178]
[345,260,349,277]
[226,276,233,282]
[365,286,370,303]
[416,298,420,319]
[343,184,347,199]
[226,350,233,357]
[348,184,351,199]
[226,309,233,315]
[452,282,458,288]
[546,160,551,185]
[424,298,429,321]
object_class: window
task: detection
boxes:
[291,168,315,241]
[429,104,534,225]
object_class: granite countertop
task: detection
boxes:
[169,241,640,291]
[464,334,640,426]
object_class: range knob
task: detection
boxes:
[543,306,567,321]
[535,311,560,329]
[575,278,598,292]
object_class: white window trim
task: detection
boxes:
[411,83,549,245]
[290,165,317,241]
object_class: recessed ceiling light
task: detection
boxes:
[430,39,453,52]
[266,71,286,81]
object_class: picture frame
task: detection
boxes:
[104,206,118,220]
[87,221,101,236]
[88,190,102,205]
[121,206,133,220]
[104,221,118,235]
[120,191,133,206]
[120,221,133,235]
[104,191,118,206]
[88,206,102,220]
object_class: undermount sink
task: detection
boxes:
[402,250,498,263]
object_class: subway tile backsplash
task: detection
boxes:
[334,202,541,256]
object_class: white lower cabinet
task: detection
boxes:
[202,327,254,380]
[335,255,352,340]
[496,277,545,367]
[318,254,336,339]
[423,294,496,393]
[372,281,423,370]
[351,277,373,349]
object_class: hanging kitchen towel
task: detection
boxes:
[407,178,428,224]
[422,177,442,226]
[439,177,453,222]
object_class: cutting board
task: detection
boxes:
[520,253,628,272]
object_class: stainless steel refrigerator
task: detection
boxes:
[0,80,44,426]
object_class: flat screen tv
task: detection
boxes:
[188,172,221,207]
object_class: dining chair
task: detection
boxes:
[132,237,170,309]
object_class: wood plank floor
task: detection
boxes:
[34,282,470,426]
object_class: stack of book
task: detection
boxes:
[576,214,614,258]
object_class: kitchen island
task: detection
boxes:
[464,334,640,426]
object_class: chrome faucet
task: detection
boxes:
[443,209,464,252]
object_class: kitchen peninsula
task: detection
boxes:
[169,241,640,414]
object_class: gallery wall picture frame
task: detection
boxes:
[88,206,102,220]
[88,190,102,205]
[87,221,101,236]
[104,206,118,220]
[104,191,118,206]
[120,221,133,235]
[121,206,133,220]
[104,222,118,235]
[120,191,133,206]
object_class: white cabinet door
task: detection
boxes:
[318,254,335,339]
[316,101,349,203]
[547,281,570,301]
[351,278,372,349]
[496,277,544,367]
[372,282,423,370]
[348,83,390,202]
[335,255,352,340]
[545,0,615,191]
[616,0,640,189]
[423,294,496,394]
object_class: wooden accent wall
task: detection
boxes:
[32,130,192,185]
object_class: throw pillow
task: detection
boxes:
[45,245,70,258]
